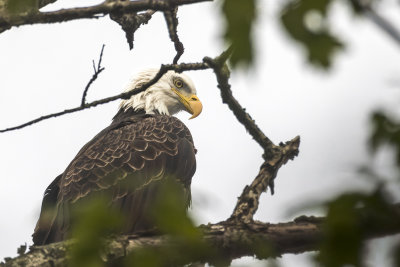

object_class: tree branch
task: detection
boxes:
[163,6,184,64]
[0,218,324,266]
[0,0,212,33]
[110,9,155,50]
[203,53,275,152]
[229,137,300,223]
[81,44,105,107]
[5,205,400,267]
[203,50,300,223]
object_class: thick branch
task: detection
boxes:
[0,0,212,33]
[5,207,400,267]
[0,219,323,266]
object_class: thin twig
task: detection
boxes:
[81,44,105,107]
[0,0,212,33]
[0,61,209,133]
[163,7,184,64]
[97,44,105,70]
[92,60,97,73]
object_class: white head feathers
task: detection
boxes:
[120,69,198,116]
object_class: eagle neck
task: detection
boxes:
[112,108,147,123]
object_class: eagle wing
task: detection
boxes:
[32,114,196,245]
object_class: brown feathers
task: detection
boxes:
[32,111,196,245]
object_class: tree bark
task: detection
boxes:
[1,218,322,267]
[0,0,212,33]
[3,212,400,267]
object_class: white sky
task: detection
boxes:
[1,0,400,266]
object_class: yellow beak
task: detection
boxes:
[171,88,203,119]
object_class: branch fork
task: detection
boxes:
[204,50,301,224]
[80,45,106,107]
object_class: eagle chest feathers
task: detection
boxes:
[32,69,202,245]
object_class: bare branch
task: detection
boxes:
[96,44,105,70]
[203,50,300,223]
[229,137,300,223]
[81,44,106,107]
[163,7,184,64]
[0,0,212,33]
[0,61,209,134]
[203,53,275,152]
[92,60,97,73]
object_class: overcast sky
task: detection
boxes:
[1,0,400,266]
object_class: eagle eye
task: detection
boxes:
[174,79,184,88]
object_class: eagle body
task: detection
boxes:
[33,70,202,245]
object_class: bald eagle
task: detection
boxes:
[32,69,202,245]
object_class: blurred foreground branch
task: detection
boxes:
[351,0,400,45]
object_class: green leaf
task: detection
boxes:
[5,0,38,14]
[69,196,124,267]
[317,189,399,267]
[370,111,400,167]
[317,193,365,267]
[125,247,164,267]
[222,0,257,69]
[280,0,344,69]
[149,180,198,239]
[123,179,222,266]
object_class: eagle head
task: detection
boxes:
[120,69,203,119]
